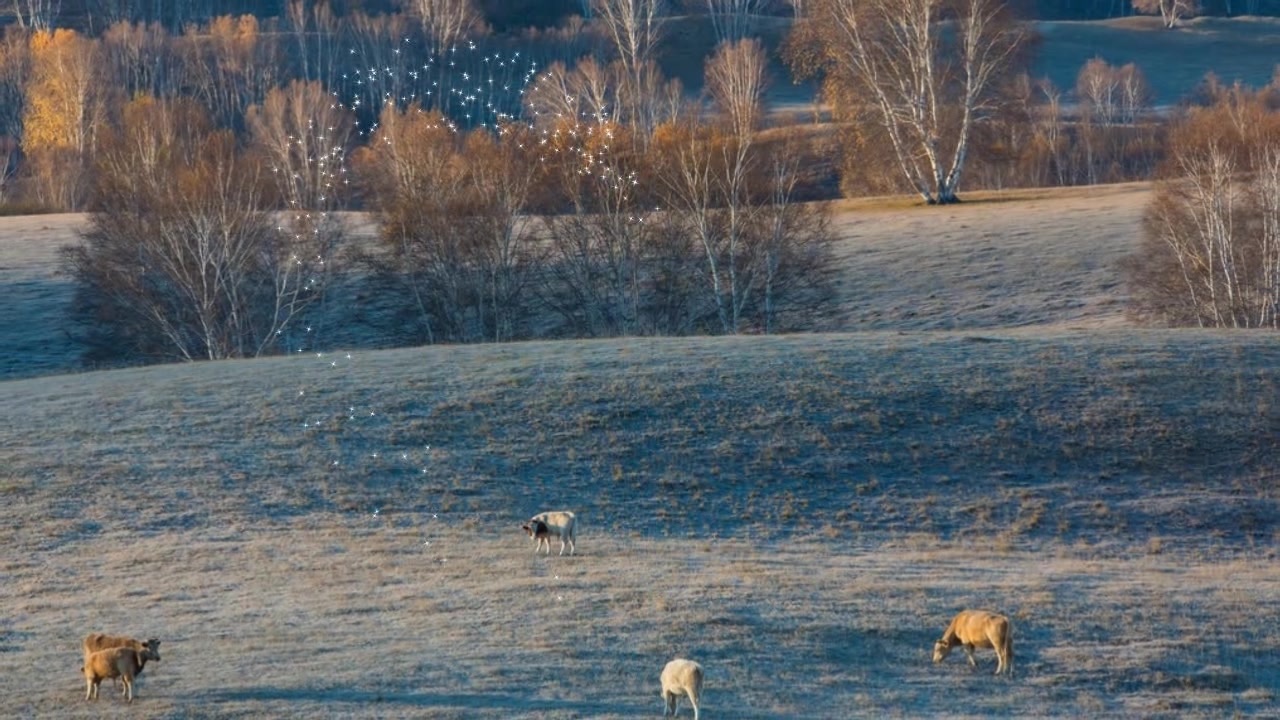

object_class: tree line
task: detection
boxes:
[2,0,1274,370]
[38,2,842,365]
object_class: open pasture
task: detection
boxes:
[2,329,1277,718]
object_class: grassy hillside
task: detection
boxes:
[2,329,1277,718]
[1031,16,1280,105]
[0,184,1147,381]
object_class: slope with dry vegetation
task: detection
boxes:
[1,322,1277,717]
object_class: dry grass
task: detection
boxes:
[1,329,1277,717]
[3,526,1278,718]
[0,213,86,379]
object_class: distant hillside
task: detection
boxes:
[1032,16,1280,105]
[0,184,1146,381]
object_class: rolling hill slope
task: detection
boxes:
[1,325,1277,717]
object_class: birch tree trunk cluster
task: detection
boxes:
[1127,87,1280,328]
[791,0,1026,204]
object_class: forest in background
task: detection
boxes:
[0,0,1277,370]
[5,0,1280,34]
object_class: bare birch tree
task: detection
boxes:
[592,0,664,132]
[1131,0,1199,29]
[0,27,29,145]
[287,0,340,86]
[10,0,59,31]
[354,105,539,343]
[397,0,482,51]
[538,138,650,336]
[705,37,768,141]
[757,131,837,333]
[1126,87,1280,328]
[247,79,353,212]
[653,118,733,331]
[799,0,1026,204]
[707,0,763,44]
[176,15,283,131]
[460,126,541,342]
[103,20,180,99]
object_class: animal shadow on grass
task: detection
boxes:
[202,686,647,714]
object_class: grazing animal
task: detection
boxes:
[81,635,161,693]
[932,609,1013,676]
[521,510,576,555]
[83,645,161,702]
[660,658,704,719]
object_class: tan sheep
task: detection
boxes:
[660,658,704,719]
[932,609,1013,676]
[81,634,161,694]
[83,645,161,702]
[521,510,576,556]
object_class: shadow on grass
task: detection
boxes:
[202,686,649,714]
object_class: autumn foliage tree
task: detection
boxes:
[353,104,541,343]
[1125,85,1280,328]
[22,28,104,209]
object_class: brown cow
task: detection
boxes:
[83,645,161,702]
[932,609,1013,676]
[81,634,161,694]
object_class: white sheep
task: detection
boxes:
[521,510,576,555]
[83,645,161,702]
[660,658,704,719]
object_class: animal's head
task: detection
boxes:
[143,639,161,661]
[932,639,952,663]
